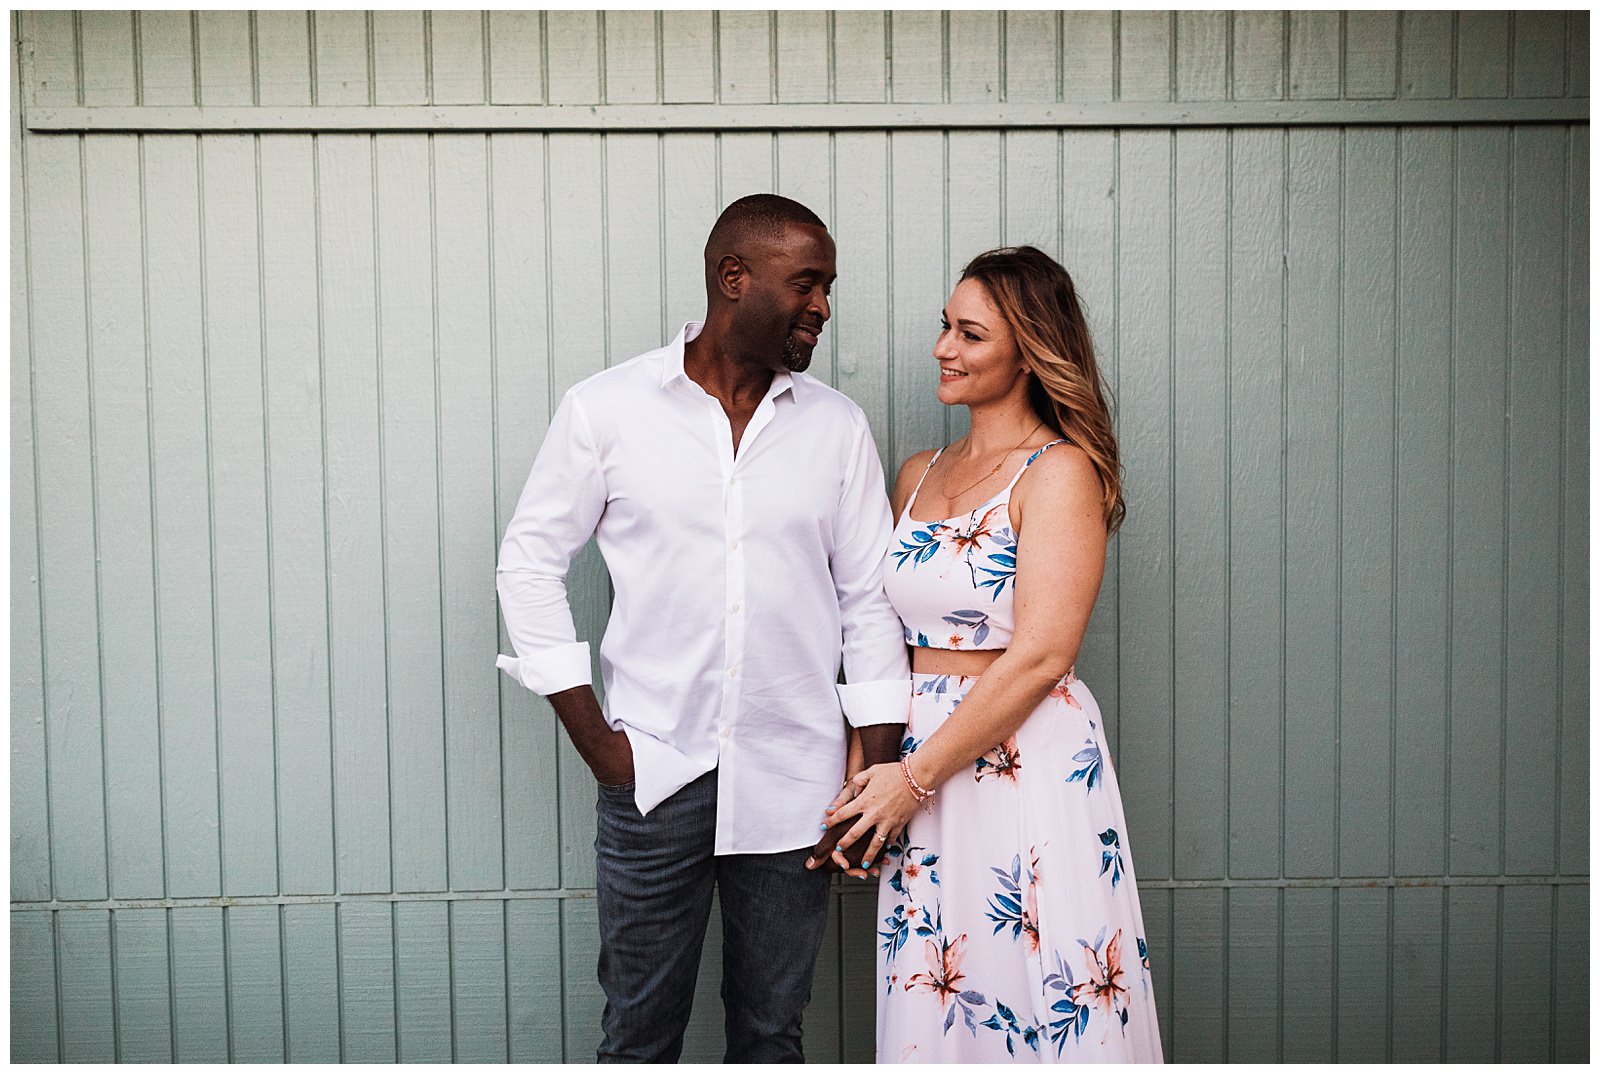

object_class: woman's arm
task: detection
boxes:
[824,445,1108,863]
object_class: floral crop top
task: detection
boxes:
[883,441,1066,650]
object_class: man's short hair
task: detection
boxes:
[705,194,826,263]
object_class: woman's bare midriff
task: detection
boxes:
[910,647,1004,676]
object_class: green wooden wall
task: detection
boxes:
[10,9,1588,1063]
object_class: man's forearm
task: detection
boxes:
[548,684,634,785]
[855,723,905,768]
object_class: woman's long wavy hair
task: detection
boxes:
[961,246,1125,533]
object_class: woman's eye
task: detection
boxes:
[963,331,980,342]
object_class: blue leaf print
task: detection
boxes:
[1066,739,1103,791]
[1098,828,1125,889]
[941,609,991,646]
[976,538,1018,599]
[879,903,910,958]
[892,525,946,571]
[1043,949,1091,1053]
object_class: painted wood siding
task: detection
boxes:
[11,10,1588,1063]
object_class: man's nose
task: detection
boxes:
[811,290,830,322]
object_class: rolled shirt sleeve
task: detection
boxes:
[495,389,608,695]
[830,410,912,728]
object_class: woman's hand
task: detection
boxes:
[822,761,921,870]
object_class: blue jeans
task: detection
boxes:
[593,770,831,1063]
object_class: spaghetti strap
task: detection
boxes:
[1000,438,1068,494]
[904,446,946,514]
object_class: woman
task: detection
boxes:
[824,247,1162,1062]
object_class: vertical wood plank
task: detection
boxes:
[545,133,608,890]
[717,10,771,104]
[561,900,605,1062]
[1504,127,1565,878]
[28,132,109,902]
[195,10,253,105]
[137,10,196,106]
[1394,128,1454,877]
[57,911,115,1061]
[312,10,369,106]
[1552,885,1588,1061]
[1061,11,1115,101]
[282,904,340,1061]
[1391,887,1445,1061]
[1003,130,1060,247]
[1449,126,1509,878]
[1171,129,1228,881]
[1232,11,1286,100]
[1003,10,1057,103]
[490,133,561,893]
[660,133,717,332]
[111,909,173,1061]
[1140,887,1173,1053]
[775,11,828,103]
[1338,128,1396,879]
[452,901,510,1062]
[1119,11,1173,102]
[888,131,945,466]
[373,132,446,895]
[1226,888,1279,1060]
[1288,11,1341,99]
[394,901,451,1061]
[776,131,834,382]
[316,133,392,894]
[487,10,543,105]
[602,133,666,363]
[171,907,228,1061]
[944,128,1002,447]
[1169,888,1224,1061]
[201,133,279,898]
[832,132,890,467]
[435,134,505,891]
[144,133,224,900]
[339,902,397,1062]
[258,134,335,895]
[1457,12,1511,99]
[832,11,886,103]
[1113,130,1173,882]
[662,11,714,104]
[604,10,657,105]
[718,133,775,214]
[1498,885,1553,1060]
[430,10,486,105]
[838,891,878,1062]
[10,9,51,906]
[1400,11,1454,99]
[1344,11,1399,99]
[1444,886,1498,1059]
[1282,129,1340,880]
[225,905,286,1061]
[1226,129,1285,879]
[947,11,999,103]
[1334,888,1388,1061]
[1567,13,1589,98]
[254,11,312,107]
[547,11,600,104]
[371,10,426,106]
[1512,11,1566,98]
[1559,127,1588,877]
[1060,131,1119,730]
[1281,889,1334,1060]
[10,912,59,1060]
[889,11,942,104]
[21,9,80,106]
[1175,11,1227,102]
[507,900,565,1062]
[79,11,136,105]
[81,134,163,900]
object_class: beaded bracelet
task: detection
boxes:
[899,756,934,803]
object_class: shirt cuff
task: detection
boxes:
[836,678,911,728]
[495,642,592,695]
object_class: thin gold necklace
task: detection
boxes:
[939,420,1044,504]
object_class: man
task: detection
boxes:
[495,194,908,1062]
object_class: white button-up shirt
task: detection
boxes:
[496,323,910,854]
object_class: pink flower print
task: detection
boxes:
[1071,928,1128,1021]
[1048,674,1082,709]
[907,933,969,1009]
[975,735,1023,782]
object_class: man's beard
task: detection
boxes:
[780,334,812,373]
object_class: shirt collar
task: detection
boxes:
[660,321,801,401]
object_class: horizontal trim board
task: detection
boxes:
[24,98,1591,134]
[13,875,1589,913]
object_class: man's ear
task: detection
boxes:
[715,254,745,301]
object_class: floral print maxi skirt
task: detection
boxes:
[875,671,1163,1063]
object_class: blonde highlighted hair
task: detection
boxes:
[960,246,1126,533]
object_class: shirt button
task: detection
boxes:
[720,727,732,740]
[729,539,739,550]
[727,667,738,679]
[730,603,741,614]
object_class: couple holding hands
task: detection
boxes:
[496,194,1161,1064]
